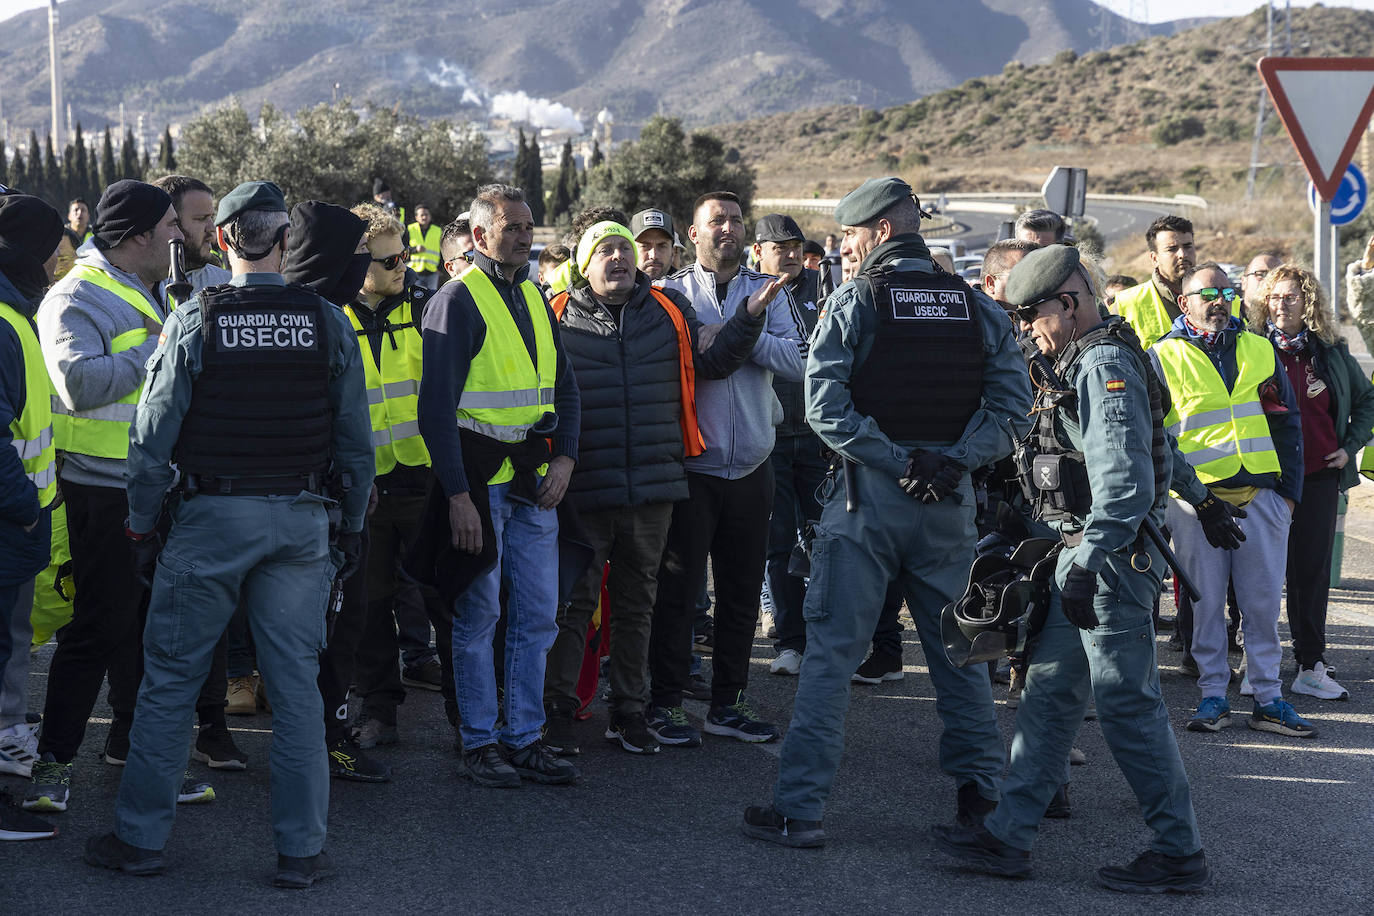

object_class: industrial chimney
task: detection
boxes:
[49,0,63,150]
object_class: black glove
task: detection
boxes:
[1195,491,1247,550]
[899,450,967,503]
[336,529,363,581]
[1059,564,1099,630]
[129,531,163,590]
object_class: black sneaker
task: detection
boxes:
[955,781,997,827]
[83,831,164,876]
[328,737,391,783]
[274,851,335,889]
[507,740,580,785]
[400,657,443,692]
[461,744,520,788]
[542,713,581,757]
[1179,654,1199,678]
[1,788,57,841]
[103,717,132,767]
[693,621,714,654]
[1043,783,1071,819]
[647,706,702,748]
[741,805,826,848]
[1098,849,1212,894]
[684,673,713,702]
[705,693,779,743]
[852,651,903,685]
[192,725,247,771]
[605,713,661,755]
[930,823,1032,878]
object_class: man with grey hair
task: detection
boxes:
[418,183,582,788]
[83,180,374,888]
[981,238,1040,308]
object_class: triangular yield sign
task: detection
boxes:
[1258,57,1374,200]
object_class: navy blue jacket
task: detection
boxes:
[0,270,53,585]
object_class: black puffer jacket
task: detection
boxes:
[558,273,764,511]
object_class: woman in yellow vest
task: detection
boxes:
[1255,265,1374,702]
[0,192,63,839]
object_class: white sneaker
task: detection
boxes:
[0,723,39,778]
[769,649,802,676]
[1291,662,1349,700]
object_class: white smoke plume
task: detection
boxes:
[490,91,583,133]
[425,58,484,107]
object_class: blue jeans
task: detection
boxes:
[773,464,1004,821]
[984,546,1202,857]
[115,493,334,857]
[451,481,559,750]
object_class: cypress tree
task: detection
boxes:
[513,129,529,192]
[589,138,604,169]
[0,139,8,187]
[526,131,545,224]
[157,125,176,171]
[11,145,27,193]
[550,139,575,224]
[28,132,44,200]
[100,127,117,189]
[44,134,61,207]
[120,128,140,180]
[72,123,90,199]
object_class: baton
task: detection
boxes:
[1140,515,1200,603]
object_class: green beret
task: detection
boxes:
[834,177,918,227]
[1004,244,1081,308]
[215,180,287,226]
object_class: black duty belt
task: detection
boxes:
[182,472,323,497]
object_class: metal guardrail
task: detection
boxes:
[757,192,1209,216]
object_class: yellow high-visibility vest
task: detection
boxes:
[49,264,162,460]
[345,301,431,476]
[1156,331,1281,483]
[454,268,556,485]
[407,223,442,274]
[0,301,57,507]
[1114,279,1242,349]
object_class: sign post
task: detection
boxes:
[1258,57,1374,304]
[1041,166,1087,219]
[1306,163,1368,318]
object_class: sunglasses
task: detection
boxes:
[1013,290,1079,323]
[372,250,410,271]
[1183,286,1238,303]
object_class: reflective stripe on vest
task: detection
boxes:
[50,264,162,459]
[407,223,442,274]
[0,302,57,507]
[345,301,431,476]
[455,268,556,485]
[1156,332,1281,483]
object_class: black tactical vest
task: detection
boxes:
[1025,318,1170,524]
[849,265,984,443]
[175,283,334,480]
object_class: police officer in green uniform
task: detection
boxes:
[83,181,375,888]
[741,177,1032,847]
[931,245,1212,894]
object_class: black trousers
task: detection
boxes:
[767,434,829,654]
[650,464,774,709]
[39,481,224,762]
[1286,470,1341,669]
[871,582,905,657]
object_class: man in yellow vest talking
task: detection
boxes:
[28,180,210,812]
[407,205,443,292]
[0,191,64,840]
[417,183,582,788]
[1149,262,1313,739]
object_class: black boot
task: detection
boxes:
[1098,849,1211,894]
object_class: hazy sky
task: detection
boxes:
[3,0,1374,24]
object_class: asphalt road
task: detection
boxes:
[5,525,1373,913]
[942,198,1176,253]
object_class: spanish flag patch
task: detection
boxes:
[1105,379,1126,392]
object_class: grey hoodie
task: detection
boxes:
[38,244,167,489]
[658,261,807,479]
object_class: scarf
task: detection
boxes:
[1267,322,1309,353]
[1182,314,1221,350]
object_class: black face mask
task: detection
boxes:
[326,252,372,306]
